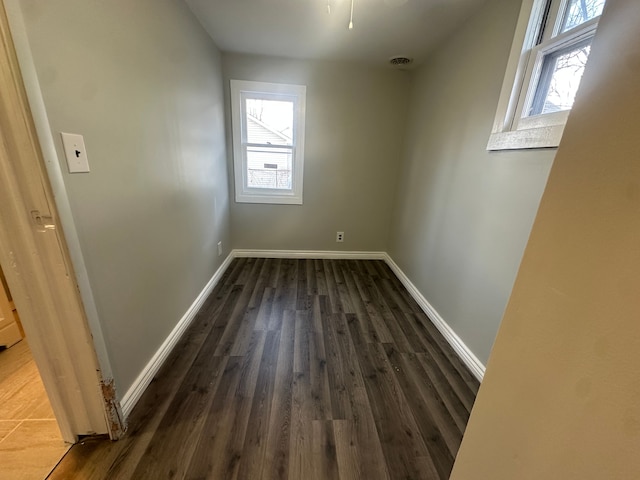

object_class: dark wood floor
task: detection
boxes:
[48,258,479,480]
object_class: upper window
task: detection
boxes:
[230,80,306,204]
[488,0,606,150]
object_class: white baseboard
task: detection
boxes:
[383,254,486,382]
[232,249,386,260]
[234,249,485,380]
[121,249,484,419]
[120,253,235,418]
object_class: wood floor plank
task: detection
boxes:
[384,346,458,478]
[289,316,314,479]
[370,280,475,416]
[269,259,298,330]
[323,259,345,314]
[50,258,479,480]
[314,259,329,297]
[296,260,310,310]
[266,258,282,288]
[184,331,267,480]
[293,310,310,376]
[254,287,275,332]
[370,260,393,279]
[340,264,381,344]
[184,355,244,479]
[333,419,362,480]
[332,260,356,314]
[214,258,265,357]
[305,259,318,296]
[72,279,245,479]
[349,269,395,344]
[330,313,392,480]
[372,278,432,353]
[311,420,340,480]
[223,257,250,286]
[228,258,272,355]
[120,272,248,478]
[416,349,473,431]
[377,263,481,395]
[387,347,465,455]
[47,436,112,480]
[351,338,438,480]
[405,312,478,410]
[309,296,333,420]
[129,354,228,479]
[260,309,295,480]
[363,273,422,353]
[320,313,353,420]
[235,257,258,285]
[236,330,281,480]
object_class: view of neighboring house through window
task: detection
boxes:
[488,0,607,150]
[245,98,293,189]
[230,80,306,204]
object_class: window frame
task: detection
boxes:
[230,79,306,205]
[488,0,604,151]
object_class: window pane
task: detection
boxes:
[246,146,293,190]
[561,0,606,32]
[528,40,591,116]
[245,98,293,145]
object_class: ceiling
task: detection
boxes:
[184,0,488,68]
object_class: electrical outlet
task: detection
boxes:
[336,231,344,242]
[217,241,222,256]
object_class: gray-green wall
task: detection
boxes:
[451,1,640,475]
[16,0,561,399]
[222,54,410,252]
[388,0,556,364]
[18,0,230,393]
[224,0,558,366]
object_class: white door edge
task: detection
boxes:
[1,0,121,441]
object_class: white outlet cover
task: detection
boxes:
[61,132,90,173]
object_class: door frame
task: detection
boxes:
[0,0,123,441]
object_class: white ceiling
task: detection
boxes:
[184,0,488,67]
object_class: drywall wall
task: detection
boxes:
[388,0,556,364]
[450,0,640,477]
[222,54,410,252]
[16,0,230,394]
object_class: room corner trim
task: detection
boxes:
[383,254,486,382]
[232,249,387,260]
[120,253,235,418]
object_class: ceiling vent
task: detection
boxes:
[389,56,414,68]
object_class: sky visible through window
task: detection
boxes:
[246,98,293,143]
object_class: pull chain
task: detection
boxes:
[348,0,354,29]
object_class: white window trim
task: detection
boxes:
[488,0,602,151]
[230,79,306,205]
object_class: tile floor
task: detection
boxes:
[0,340,69,480]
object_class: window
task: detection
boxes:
[488,0,606,150]
[230,80,306,204]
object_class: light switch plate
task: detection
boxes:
[61,132,90,173]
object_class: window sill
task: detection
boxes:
[487,123,564,151]
[235,192,303,205]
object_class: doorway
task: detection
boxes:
[0,267,69,479]
[0,0,121,456]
